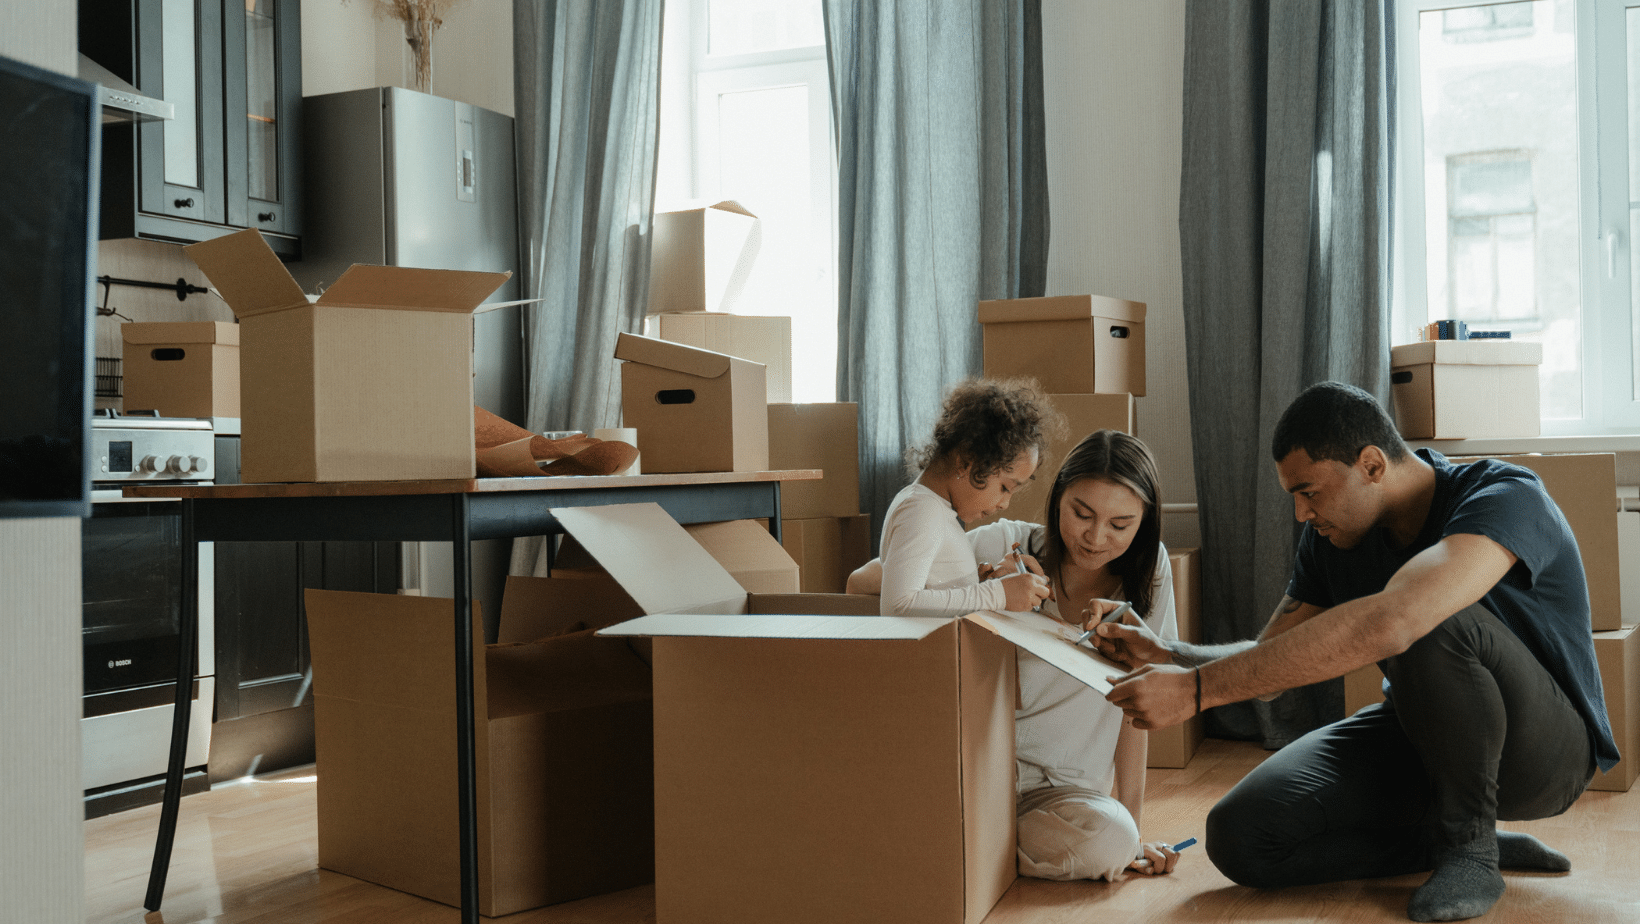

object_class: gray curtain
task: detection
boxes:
[824,0,1049,546]
[510,0,665,576]
[1179,0,1394,747]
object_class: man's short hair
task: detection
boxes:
[1271,381,1409,465]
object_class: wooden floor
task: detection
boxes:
[87,739,1640,924]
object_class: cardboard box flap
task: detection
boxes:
[1391,341,1544,366]
[316,264,511,314]
[552,503,748,615]
[964,610,1128,695]
[184,228,310,318]
[710,199,756,218]
[684,520,800,594]
[614,331,736,380]
[121,321,239,346]
[598,612,947,640]
[977,294,1146,326]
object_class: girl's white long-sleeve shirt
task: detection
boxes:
[877,481,1008,617]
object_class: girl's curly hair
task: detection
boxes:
[907,377,1064,487]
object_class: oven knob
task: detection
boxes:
[137,455,163,473]
[189,455,209,474]
[165,455,190,474]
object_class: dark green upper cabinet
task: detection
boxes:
[81,0,302,257]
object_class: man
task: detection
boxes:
[1097,381,1616,922]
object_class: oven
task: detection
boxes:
[82,412,216,817]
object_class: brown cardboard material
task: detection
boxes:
[647,200,761,314]
[645,312,792,403]
[1344,663,1387,715]
[121,321,241,418]
[970,393,1136,530]
[185,229,509,482]
[1390,341,1543,440]
[683,519,801,594]
[305,589,655,916]
[767,402,861,519]
[978,295,1147,396]
[615,332,769,473]
[1620,511,1640,628]
[1149,547,1204,769]
[779,514,873,594]
[1450,453,1620,630]
[1590,626,1640,792]
[579,503,1134,924]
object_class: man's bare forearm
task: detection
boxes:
[1164,638,1258,668]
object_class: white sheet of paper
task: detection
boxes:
[965,610,1129,695]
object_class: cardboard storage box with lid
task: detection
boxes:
[615,332,768,473]
[978,294,1147,396]
[646,312,792,403]
[184,229,509,483]
[1391,340,1543,439]
[121,321,240,419]
[586,503,1132,924]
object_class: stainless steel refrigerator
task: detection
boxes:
[293,86,523,631]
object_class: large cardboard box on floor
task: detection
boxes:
[971,393,1135,530]
[304,589,655,916]
[978,295,1146,396]
[121,321,240,419]
[767,402,861,520]
[646,312,792,403]
[616,332,769,473]
[1591,625,1640,792]
[185,229,508,482]
[779,514,873,594]
[587,504,1132,924]
[1391,340,1543,440]
[647,200,761,315]
[1450,453,1621,630]
[1149,547,1205,769]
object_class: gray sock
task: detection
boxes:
[1407,835,1505,923]
[1496,830,1570,872]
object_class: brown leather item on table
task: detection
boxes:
[473,406,637,477]
[537,440,640,477]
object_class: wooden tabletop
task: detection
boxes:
[122,469,823,500]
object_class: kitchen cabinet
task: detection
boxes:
[80,0,302,257]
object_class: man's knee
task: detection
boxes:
[1016,789,1139,882]
[1206,785,1284,888]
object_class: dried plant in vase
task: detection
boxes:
[344,0,470,94]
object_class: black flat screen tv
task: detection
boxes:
[0,54,99,518]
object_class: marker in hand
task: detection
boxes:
[1011,542,1044,612]
[1073,600,1133,646]
[1132,836,1196,873]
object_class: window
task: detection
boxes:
[1395,0,1640,431]
[656,0,837,403]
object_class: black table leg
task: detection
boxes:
[768,483,783,542]
[144,497,198,911]
[451,495,479,924]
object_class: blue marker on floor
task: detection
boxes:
[1172,837,1198,852]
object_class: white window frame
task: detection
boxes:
[1394,0,1639,434]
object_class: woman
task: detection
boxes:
[849,429,1182,880]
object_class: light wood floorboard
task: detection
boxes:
[87,740,1640,924]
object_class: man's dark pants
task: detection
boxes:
[1205,604,1595,887]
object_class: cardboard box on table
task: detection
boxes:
[1449,453,1621,630]
[767,402,861,520]
[185,229,509,482]
[120,321,240,418]
[304,588,655,916]
[1391,341,1543,440]
[647,200,761,315]
[1148,548,1205,769]
[978,295,1146,396]
[970,393,1135,530]
[646,312,792,403]
[615,332,768,474]
[585,503,1130,924]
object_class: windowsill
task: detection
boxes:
[1409,434,1640,456]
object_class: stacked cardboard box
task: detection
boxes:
[767,402,871,592]
[1390,341,1543,439]
[1148,548,1204,768]
[1341,452,1640,792]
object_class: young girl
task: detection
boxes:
[852,429,1183,881]
[877,378,1058,617]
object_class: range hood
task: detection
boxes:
[77,53,173,123]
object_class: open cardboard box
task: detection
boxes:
[647,200,761,315]
[185,228,510,482]
[577,503,1129,924]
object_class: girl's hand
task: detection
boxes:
[1127,840,1182,876]
[999,571,1051,611]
